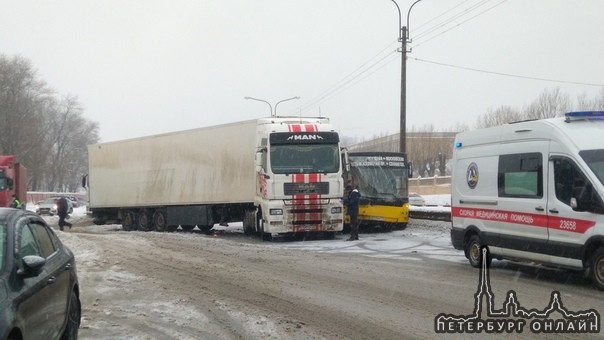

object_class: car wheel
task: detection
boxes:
[589,247,604,291]
[60,290,81,340]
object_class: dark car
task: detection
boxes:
[0,208,80,339]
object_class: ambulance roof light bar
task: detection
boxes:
[564,111,604,123]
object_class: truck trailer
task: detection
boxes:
[84,117,345,240]
[0,155,27,208]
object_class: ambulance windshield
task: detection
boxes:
[580,149,604,187]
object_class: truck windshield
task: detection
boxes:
[580,149,604,187]
[350,165,408,200]
[270,144,340,174]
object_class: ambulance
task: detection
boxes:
[450,111,604,289]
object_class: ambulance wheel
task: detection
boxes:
[589,247,604,290]
[465,235,491,268]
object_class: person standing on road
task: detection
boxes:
[345,185,361,241]
[56,197,72,231]
[10,194,22,209]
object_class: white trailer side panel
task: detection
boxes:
[88,120,257,208]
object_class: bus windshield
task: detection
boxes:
[270,144,340,174]
[351,165,408,200]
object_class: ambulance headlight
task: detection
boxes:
[269,208,283,215]
[331,207,342,214]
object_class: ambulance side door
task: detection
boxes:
[547,155,597,266]
[497,142,550,257]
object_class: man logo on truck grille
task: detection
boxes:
[466,162,479,189]
[434,248,600,334]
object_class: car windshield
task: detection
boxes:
[0,224,5,271]
[579,149,604,187]
[43,198,56,204]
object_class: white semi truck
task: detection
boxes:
[84,117,345,240]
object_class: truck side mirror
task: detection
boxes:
[340,147,350,172]
[407,162,413,178]
[82,174,88,189]
[7,177,13,190]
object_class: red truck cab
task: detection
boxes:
[0,155,27,208]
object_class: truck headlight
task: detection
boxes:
[331,207,342,214]
[269,208,283,215]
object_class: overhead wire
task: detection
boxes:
[414,0,495,41]
[414,0,508,48]
[295,0,598,116]
[410,57,604,87]
[296,41,398,113]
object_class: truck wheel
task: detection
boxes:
[589,247,604,290]
[152,210,167,232]
[465,235,491,268]
[137,209,152,231]
[122,210,136,231]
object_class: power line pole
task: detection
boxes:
[392,0,423,154]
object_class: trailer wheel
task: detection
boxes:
[152,210,167,232]
[589,247,604,290]
[122,210,136,231]
[137,209,152,231]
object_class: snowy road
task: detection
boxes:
[45,210,603,340]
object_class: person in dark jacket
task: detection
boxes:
[56,197,72,231]
[345,186,361,241]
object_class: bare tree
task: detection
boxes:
[475,105,521,128]
[523,87,571,120]
[407,125,453,177]
[0,54,99,192]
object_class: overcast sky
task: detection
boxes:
[1,0,603,142]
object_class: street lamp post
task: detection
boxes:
[274,96,300,116]
[244,97,273,117]
[244,96,300,117]
[391,0,423,154]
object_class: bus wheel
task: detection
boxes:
[589,247,604,290]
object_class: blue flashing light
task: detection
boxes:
[565,111,604,118]
[455,142,462,148]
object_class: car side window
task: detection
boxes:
[19,225,41,262]
[29,222,56,258]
